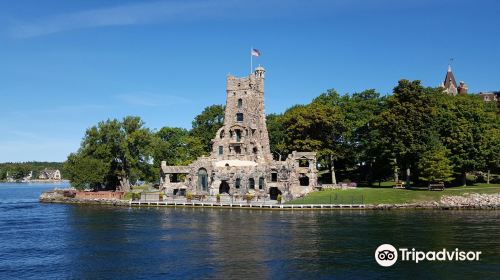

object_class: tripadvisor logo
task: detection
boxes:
[375,244,482,267]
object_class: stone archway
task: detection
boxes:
[219,180,230,194]
[269,187,282,200]
[197,168,208,191]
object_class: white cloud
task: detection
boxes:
[9,0,233,38]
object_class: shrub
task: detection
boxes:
[245,193,254,202]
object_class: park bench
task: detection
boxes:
[192,194,206,201]
[393,181,405,189]
[428,183,445,191]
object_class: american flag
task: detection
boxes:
[251,48,261,57]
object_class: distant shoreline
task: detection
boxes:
[0,180,69,184]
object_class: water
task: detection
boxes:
[0,183,499,279]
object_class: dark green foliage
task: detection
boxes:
[418,141,454,183]
[65,116,155,191]
[153,127,204,166]
[191,104,225,152]
[64,154,108,190]
[266,113,288,160]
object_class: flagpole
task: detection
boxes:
[250,46,253,74]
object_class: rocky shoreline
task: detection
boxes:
[39,191,499,210]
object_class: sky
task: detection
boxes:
[0,0,499,162]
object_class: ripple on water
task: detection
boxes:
[0,183,499,279]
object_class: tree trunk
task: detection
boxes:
[367,161,373,186]
[487,170,490,184]
[393,158,399,183]
[330,155,337,185]
[405,165,411,187]
[461,171,467,187]
[118,171,130,192]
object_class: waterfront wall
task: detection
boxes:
[75,191,124,200]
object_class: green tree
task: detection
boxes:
[68,116,154,191]
[418,142,454,183]
[64,154,108,190]
[191,105,225,152]
[436,95,492,185]
[11,165,31,180]
[0,169,7,180]
[154,127,204,166]
[266,113,287,160]
[374,80,441,186]
[281,101,345,184]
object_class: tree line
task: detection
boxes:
[0,162,65,181]
[63,79,500,191]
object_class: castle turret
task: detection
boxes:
[211,66,272,163]
[442,65,458,96]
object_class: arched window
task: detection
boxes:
[249,178,255,189]
[237,98,242,108]
[219,130,224,139]
[236,130,241,142]
[236,113,243,122]
[235,178,241,189]
[197,168,208,191]
[259,177,265,189]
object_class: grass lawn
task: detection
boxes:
[287,183,500,205]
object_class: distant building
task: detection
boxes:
[441,65,468,95]
[22,171,33,182]
[38,169,61,180]
[478,92,499,104]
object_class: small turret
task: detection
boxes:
[458,81,468,95]
[255,65,265,79]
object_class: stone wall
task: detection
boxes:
[75,191,124,200]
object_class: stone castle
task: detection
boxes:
[161,66,317,201]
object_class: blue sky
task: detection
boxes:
[0,0,499,162]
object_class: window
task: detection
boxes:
[249,178,255,189]
[234,146,241,154]
[219,130,224,139]
[237,98,242,108]
[271,172,278,182]
[236,113,243,122]
[299,175,309,186]
[218,146,223,155]
[235,178,241,189]
[259,177,265,189]
[236,130,241,142]
[299,159,309,167]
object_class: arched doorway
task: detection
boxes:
[219,180,230,194]
[269,187,282,200]
[197,168,208,191]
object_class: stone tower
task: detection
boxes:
[211,66,273,163]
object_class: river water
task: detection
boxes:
[0,183,498,279]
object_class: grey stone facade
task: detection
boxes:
[160,66,317,201]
